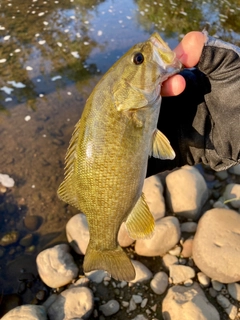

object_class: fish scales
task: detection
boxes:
[58,33,181,281]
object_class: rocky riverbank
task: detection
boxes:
[2,164,240,319]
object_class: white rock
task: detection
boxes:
[130,260,153,283]
[0,173,15,188]
[150,271,168,295]
[66,213,89,254]
[192,208,240,283]
[162,253,178,270]
[162,282,220,320]
[127,298,137,312]
[225,304,238,320]
[47,287,94,320]
[1,305,47,320]
[180,222,197,233]
[216,294,230,309]
[117,222,135,247]
[169,265,195,284]
[85,269,109,283]
[228,164,240,175]
[168,245,181,256]
[228,282,240,301]
[135,216,180,257]
[142,175,165,220]
[68,276,89,289]
[141,298,148,308]
[36,244,78,288]
[223,183,240,208]
[165,165,208,220]
[99,299,120,316]
[132,294,142,304]
[197,272,210,288]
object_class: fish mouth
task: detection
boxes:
[150,33,182,80]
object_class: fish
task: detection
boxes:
[57,33,181,282]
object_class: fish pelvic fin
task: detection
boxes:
[83,245,135,282]
[150,129,175,160]
[125,193,155,239]
[57,119,82,210]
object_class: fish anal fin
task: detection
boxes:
[151,129,175,160]
[83,245,135,282]
[57,119,82,210]
[125,193,155,240]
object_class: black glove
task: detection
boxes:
[147,34,240,177]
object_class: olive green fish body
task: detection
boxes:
[58,33,181,281]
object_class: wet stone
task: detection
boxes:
[0,231,20,246]
[19,233,33,247]
[24,215,42,231]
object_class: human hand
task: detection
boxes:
[161,31,206,96]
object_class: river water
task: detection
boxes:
[0,0,240,310]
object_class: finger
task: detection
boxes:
[174,31,206,67]
[161,74,186,97]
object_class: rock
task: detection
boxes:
[66,213,90,254]
[0,173,15,188]
[228,164,240,175]
[211,280,223,291]
[135,216,180,257]
[180,222,197,233]
[118,222,135,247]
[169,265,195,284]
[162,282,220,320]
[225,304,238,320]
[35,290,46,301]
[197,272,210,288]
[162,253,178,270]
[228,282,240,301]
[192,208,240,283]
[47,287,94,320]
[223,183,240,208]
[165,165,208,220]
[215,170,228,180]
[68,276,90,288]
[0,294,21,317]
[168,246,181,256]
[130,260,153,283]
[36,244,78,288]
[132,294,142,304]
[0,231,19,246]
[142,175,165,220]
[99,299,120,316]
[86,270,109,283]
[19,234,33,247]
[131,315,148,320]
[181,238,193,258]
[24,215,42,231]
[42,294,58,310]
[216,294,230,309]
[1,305,47,320]
[150,271,168,295]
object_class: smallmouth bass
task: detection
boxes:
[58,33,181,281]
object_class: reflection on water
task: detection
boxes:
[0,0,240,306]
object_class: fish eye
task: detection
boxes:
[133,52,144,65]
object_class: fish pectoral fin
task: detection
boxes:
[125,193,155,239]
[83,245,135,282]
[150,129,175,160]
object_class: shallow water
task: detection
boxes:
[0,0,240,306]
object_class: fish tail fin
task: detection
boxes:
[83,245,135,282]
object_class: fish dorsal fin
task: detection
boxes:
[150,129,175,160]
[125,193,155,239]
[113,80,148,112]
[57,119,81,209]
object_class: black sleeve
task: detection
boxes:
[147,34,240,177]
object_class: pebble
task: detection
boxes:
[165,165,208,220]
[211,280,223,291]
[150,271,168,295]
[228,282,240,301]
[169,265,195,284]
[141,298,148,308]
[192,208,240,283]
[135,216,180,257]
[19,233,33,247]
[127,298,137,312]
[99,299,120,316]
[228,164,240,175]
[66,213,90,254]
[130,260,153,284]
[223,183,240,208]
[168,245,181,256]
[1,305,47,320]
[216,294,230,308]
[215,170,228,180]
[47,287,94,319]
[0,231,19,246]
[0,173,15,188]
[162,282,220,320]
[142,175,165,220]
[36,244,79,288]
[86,270,109,283]
[181,238,193,258]
[162,253,178,270]
[209,287,218,298]
[132,294,142,304]
[117,222,135,247]
[180,221,197,233]
[131,315,148,320]
[24,215,42,231]
[197,272,210,287]
[225,304,238,320]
